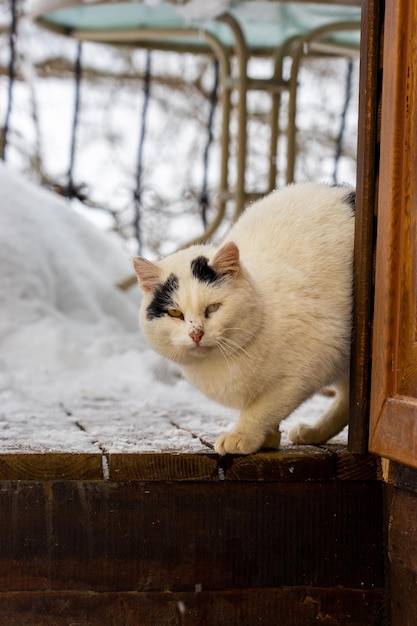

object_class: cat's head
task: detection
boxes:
[133,242,259,365]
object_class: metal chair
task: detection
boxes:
[32,1,361,240]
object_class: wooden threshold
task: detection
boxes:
[0,407,380,481]
[0,445,381,482]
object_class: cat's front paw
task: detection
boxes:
[215,431,262,455]
[288,423,323,445]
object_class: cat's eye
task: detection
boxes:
[167,308,184,319]
[205,303,221,317]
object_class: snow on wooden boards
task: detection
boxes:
[0,395,214,479]
[0,392,102,479]
[0,391,380,481]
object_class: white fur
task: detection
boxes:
[134,183,354,455]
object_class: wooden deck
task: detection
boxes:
[0,401,376,481]
[0,408,386,625]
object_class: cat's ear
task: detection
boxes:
[211,242,240,276]
[133,257,161,292]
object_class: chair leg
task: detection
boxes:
[218,13,249,219]
[286,43,304,184]
[268,89,281,192]
[270,82,298,191]
[269,35,298,188]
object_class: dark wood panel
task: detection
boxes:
[389,563,417,626]
[387,462,417,495]
[0,480,384,593]
[387,484,417,572]
[349,0,383,453]
[0,587,384,626]
[386,483,417,626]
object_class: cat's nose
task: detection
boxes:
[189,329,204,344]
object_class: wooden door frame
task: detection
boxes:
[349,0,383,454]
[367,0,417,469]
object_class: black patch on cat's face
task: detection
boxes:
[146,273,179,320]
[191,256,222,285]
[343,190,356,212]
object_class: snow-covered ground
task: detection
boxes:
[0,163,345,453]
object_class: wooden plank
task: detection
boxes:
[0,445,382,483]
[0,392,379,482]
[0,387,381,481]
[0,587,384,626]
[0,408,104,480]
[224,447,334,482]
[107,445,336,483]
[386,484,417,625]
[70,402,220,480]
[389,563,417,626]
[0,453,103,481]
[387,484,417,572]
[349,0,383,453]
[0,409,381,483]
[74,401,375,483]
[107,451,219,481]
[386,462,417,495]
[76,407,220,480]
[370,396,417,469]
[0,480,384,593]
[107,445,382,482]
[321,444,382,480]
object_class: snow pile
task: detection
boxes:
[0,162,142,371]
[0,164,342,450]
[0,163,236,444]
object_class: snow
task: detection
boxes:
[0,163,346,456]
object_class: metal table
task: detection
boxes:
[32,0,361,240]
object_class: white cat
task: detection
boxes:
[133,182,355,455]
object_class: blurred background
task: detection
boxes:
[0,0,359,258]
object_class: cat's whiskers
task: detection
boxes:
[223,326,257,340]
[216,342,249,373]
[215,341,233,366]
[226,340,251,360]
[165,345,183,365]
[217,336,251,361]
